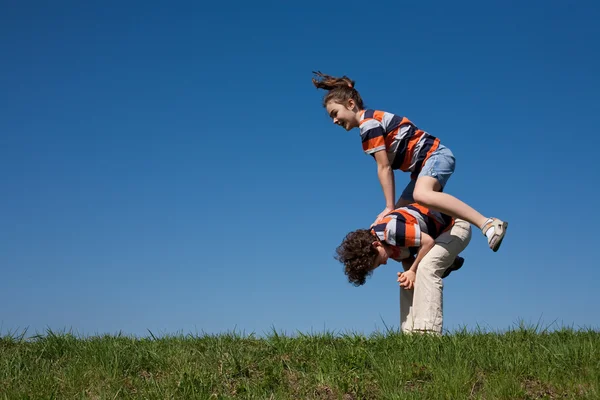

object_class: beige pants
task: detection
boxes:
[400,219,472,335]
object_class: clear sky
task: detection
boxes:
[1,1,599,338]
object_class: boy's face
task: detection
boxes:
[326,100,359,131]
[371,241,389,270]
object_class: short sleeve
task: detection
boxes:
[360,118,386,155]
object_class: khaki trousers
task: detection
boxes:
[400,219,472,335]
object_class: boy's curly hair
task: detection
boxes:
[312,71,365,110]
[334,229,378,286]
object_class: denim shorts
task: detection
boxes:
[400,144,456,202]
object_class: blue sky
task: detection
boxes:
[1,1,599,338]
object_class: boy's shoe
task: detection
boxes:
[482,218,508,252]
[442,256,464,279]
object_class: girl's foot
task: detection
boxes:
[481,218,508,252]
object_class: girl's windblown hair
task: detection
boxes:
[312,71,365,109]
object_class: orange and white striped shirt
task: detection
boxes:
[359,109,440,177]
[370,204,454,251]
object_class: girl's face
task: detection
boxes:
[325,99,360,131]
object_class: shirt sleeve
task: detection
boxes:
[360,118,386,155]
[370,221,387,242]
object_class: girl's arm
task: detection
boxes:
[373,150,396,223]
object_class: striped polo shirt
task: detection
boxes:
[370,204,454,251]
[359,109,440,177]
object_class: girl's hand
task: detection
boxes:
[397,270,416,290]
[372,207,394,227]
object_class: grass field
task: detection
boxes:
[1,324,598,399]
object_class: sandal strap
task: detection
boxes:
[482,218,504,236]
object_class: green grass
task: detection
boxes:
[1,325,598,399]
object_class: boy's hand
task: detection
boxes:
[397,270,416,290]
[372,206,394,227]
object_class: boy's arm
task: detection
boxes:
[408,232,435,273]
[372,150,396,224]
[398,233,435,290]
